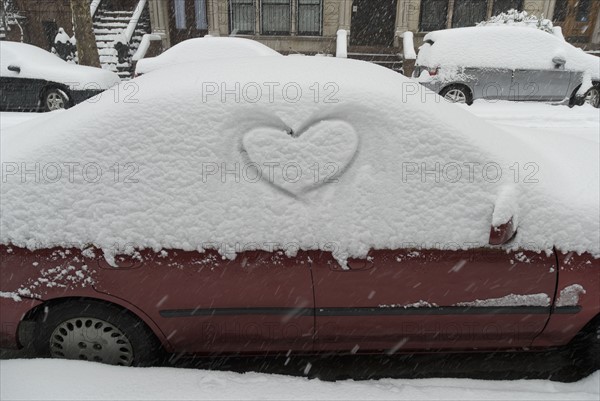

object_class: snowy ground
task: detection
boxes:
[1,359,598,401]
[0,102,598,400]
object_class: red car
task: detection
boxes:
[1,55,598,367]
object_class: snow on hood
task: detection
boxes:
[135,37,282,75]
[0,41,121,90]
[1,56,598,261]
[417,26,600,81]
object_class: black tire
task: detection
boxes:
[439,85,473,105]
[585,85,600,109]
[32,299,164,366]
[42,87,69,112]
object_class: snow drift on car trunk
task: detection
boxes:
[1,56,598,262]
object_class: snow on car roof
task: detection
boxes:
[417,26,600,80]
[1,56,598,261]
[135,37,282,75]
[0,41,121,90]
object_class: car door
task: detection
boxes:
[93,249,315,354]
[468,67,514,101]
[312,247,557,353]
[511,69,575,102]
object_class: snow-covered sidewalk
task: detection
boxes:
[1,359,598,401]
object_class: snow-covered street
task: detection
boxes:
[1,359,598,401]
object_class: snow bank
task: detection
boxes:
[0,41,120,90]
[135,37,282,75]
[1,56,598,261]
[1,360,598,400]
[417,26,600,81]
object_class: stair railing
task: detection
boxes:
[90,0,102,18]
[124,0,148,44]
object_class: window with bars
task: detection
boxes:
[492,0,524,16]
[195,0,208,30]
[576,0,591,22]
[297,0,322,36]
[262,0,291,35]
[419,0,449,31]
[553,0,568,22]
[452,0,487,27]
[174,0,186,29]
[229,0,256,34]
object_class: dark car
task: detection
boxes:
[0,41,120,111]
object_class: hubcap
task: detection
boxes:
[50,317,134,366]
[46,92,65,111]
[443,89,467,104]
[586,88,600,108]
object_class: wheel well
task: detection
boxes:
[440,83,472,96]
[22,296,164,348]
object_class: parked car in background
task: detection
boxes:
[134,37,282,77]
[0,42,120,112]
[1,57,598,367]
[413,26,600,107]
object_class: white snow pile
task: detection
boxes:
[478,9,554,33]
[1,56,599,263]
[1,360,599,401]
[0,41,120,90]
[416,26,600,81]
[135,37,282,75]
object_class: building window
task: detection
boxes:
[230,0,255,34]
[174,0,186,29]
[420,0,448,31]
[261,0,291,35]
[452,0,487,27]
[553,0,568,22]
[195,0,208,30]
[492,0,523,16]
[576,0,591,22]
[297,0,322,36]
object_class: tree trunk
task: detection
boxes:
[70,0,100,67]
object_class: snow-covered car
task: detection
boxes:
[413,26,600,107]
[0,41,120,112]
[1,56,598,367]
[134,37,282,76]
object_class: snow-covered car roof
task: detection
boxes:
[417,26,600,80]
[0,41,121,90]
[1,57,598,261]
[134,37,282,75]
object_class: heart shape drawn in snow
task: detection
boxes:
[242,120,359,196]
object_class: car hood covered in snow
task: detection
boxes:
[1,56,598,262]
[0,41,120,90]
[135,37,282,75]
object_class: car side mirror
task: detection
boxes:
[7,65,20,73]
[489,217,517,246]
[552,56,566,68]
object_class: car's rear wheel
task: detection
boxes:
[439,85,473,105]
[42,87,69,111]
[585,85,600,108]
[32,299,164,366]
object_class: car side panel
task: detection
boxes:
[532,252,600,348]
[467,68,514,101]
[511,69,575,101]
[312,248,558,352]
[92,249,315,354]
